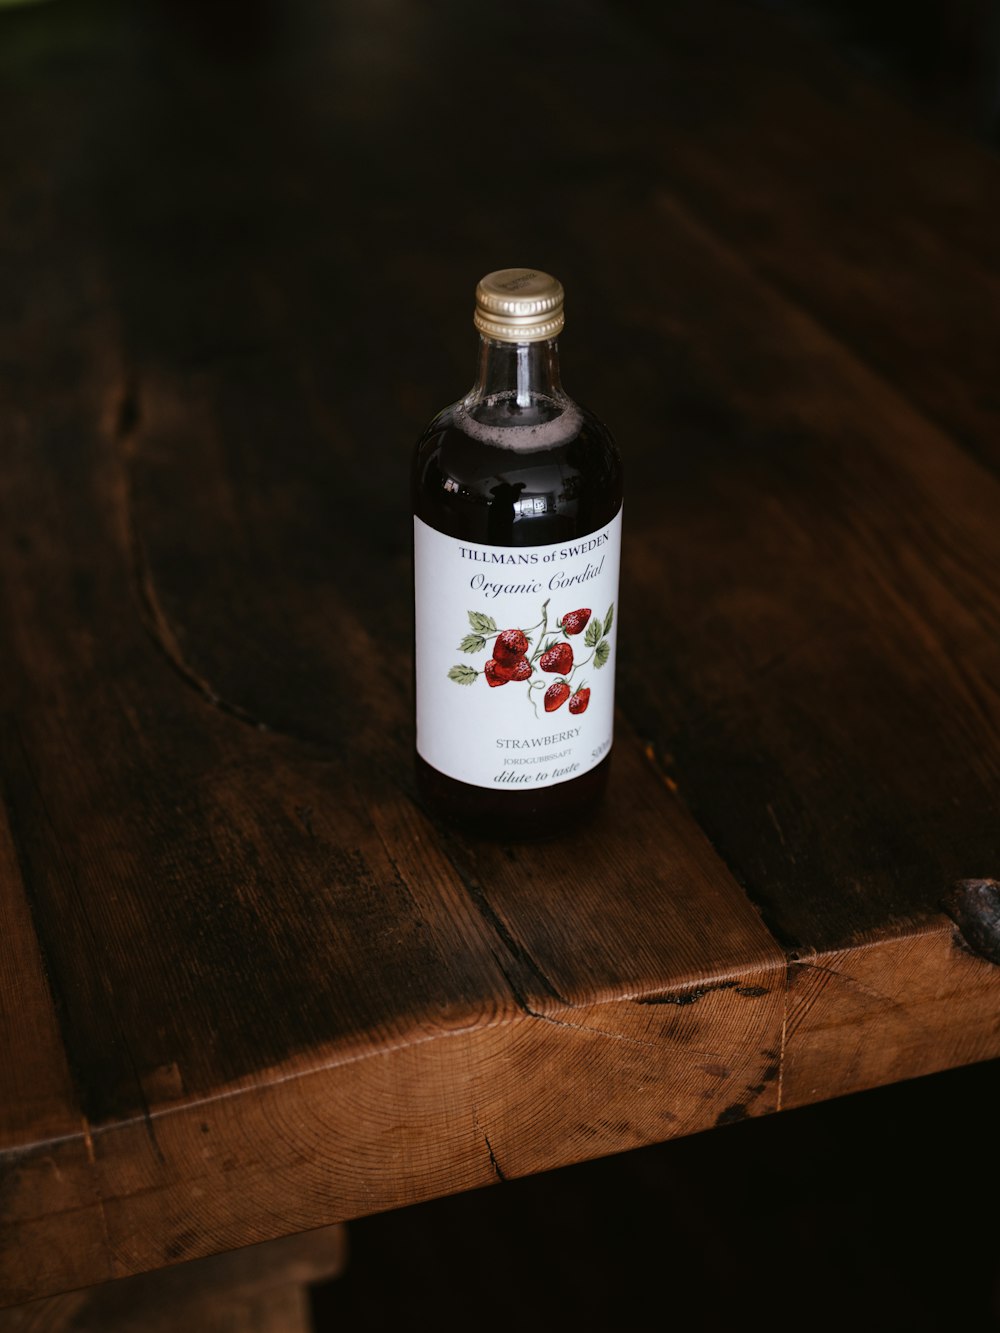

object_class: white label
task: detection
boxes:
[414,508,622,790]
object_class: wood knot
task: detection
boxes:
[941,879,1000,966]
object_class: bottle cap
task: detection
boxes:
[474,268,565,343]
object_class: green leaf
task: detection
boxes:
[594,639,610,669]
[458,633,486,654]
[584,619,602,648]
[468,611,498,634]
[603,604,614,636]
[448,665,478,685]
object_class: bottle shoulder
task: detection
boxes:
[412,397,622,547]
[415,396,620,475]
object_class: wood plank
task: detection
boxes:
[75,910,778,1287]
[67,0,997,960]
[0,789,82,1152]
[568,187,1000,955]
[782,920,1000,1109]
[0,761,112,1300]
[0,1226,345,1332]
[315,1060,1000,1333]
[49,0,996,958]
[1,707,783,1303]
[612,0,1000,474]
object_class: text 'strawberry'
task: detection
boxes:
[494,628,529,666]
[568,687,590,715]
[484,659,512,687]
[560,609,591,636]
[507,657,532,682]
[540,642,573,674]
[544,681,571,712]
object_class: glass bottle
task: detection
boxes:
[412,269,623,839]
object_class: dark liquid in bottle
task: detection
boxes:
[412,392,623,839]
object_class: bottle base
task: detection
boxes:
[414,751,612,842]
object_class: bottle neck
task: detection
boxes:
[466,336,566,423]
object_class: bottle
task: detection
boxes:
[412,269,623,839]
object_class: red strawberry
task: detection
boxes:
[568,687,590,714]
[560,609,591,636]
[540,642,573,674]
[493,628,529,666]
[544,681,571,712]
[507,656,532,682]
[484,659,512,687]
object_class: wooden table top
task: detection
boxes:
[3,0,999,1308]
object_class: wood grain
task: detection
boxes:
[614,0,1000,475]
[0,710,783,1303]
[0,797,82,1152]
[782,921,1000,1109]
[589,187,1000,953]
[0,179,782,1302]
[46,0,997,957]
[0,1227,345,1332]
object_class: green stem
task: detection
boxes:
[526,678,544,718]
[527,600,551,666]
[521,599,550,637]
[567,650,595,679]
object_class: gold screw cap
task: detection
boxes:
[474,268,565,343]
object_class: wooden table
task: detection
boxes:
[3,0,999,1320]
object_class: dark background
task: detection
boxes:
[769,0,1000,141]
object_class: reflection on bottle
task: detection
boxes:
[486,480,525,544]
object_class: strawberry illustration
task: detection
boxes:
[484,659,512,687]
[568,686,590,714]
[560,608,591,636]
[540,642,573,674]
[544,681,571,712]
[507,656,532,682]
[494,628,529,666]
